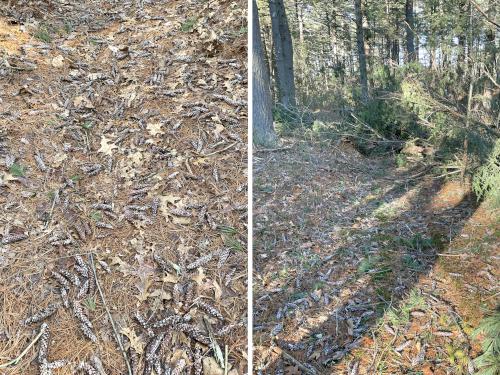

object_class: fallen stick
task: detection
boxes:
[282,351,317,375]
[89,253,133,375]
[254,146,292,153]
[202,142,239,157]
[203,317,224,368]
[224,345,229,375]
[0,324,47,369]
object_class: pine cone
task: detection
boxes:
[196,300,224,320]
[177,323,209,345]
[186,253,213,270]
[1,232,28,245]
[24,304,60,325]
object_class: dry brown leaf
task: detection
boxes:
[73,95,94,109]
[192,267,206,286]
[120,327,144,354]
[202,357,227,375]
[128,151,144,167]
[213,122,225,138]
[0,171,17,185]
[172,216,191,225]
[148,289,172,300]
[51,152,67,168]
[213,279,223,301]
[135,277,152,302]
[159,195,182,218]
[51,55,64,68]
[146,122,164,136]
[162,273,179,284]
[98,136,117,156]
[192,157,208,165]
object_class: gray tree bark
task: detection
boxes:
[354,0,369,102]
[253,0,276,146]
[269,0,296,108]
[405,0,416,62]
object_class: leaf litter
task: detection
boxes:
[0,0,247,373]
[253,140,499,374]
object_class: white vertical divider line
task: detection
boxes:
[247,0,253,372]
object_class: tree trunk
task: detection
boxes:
[295,0,305,99]
[253,0,276,146]
[391,38,400,66]
[354,0,368,103]
[405,0,415,62]
[269,0,296,108]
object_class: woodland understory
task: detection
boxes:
[253,141,498,374]
[0,0,247,374]
[253,0,499,373]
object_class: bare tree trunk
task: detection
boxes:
[253,0,276,146]
[405,0,415,62]
[295,0,305,100]
[391,38,400,66]
[461,76,474,181]
[269,0,296,108]
[354,0,368,103]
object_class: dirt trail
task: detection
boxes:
[0,1,247,374]
[253,140,499,374]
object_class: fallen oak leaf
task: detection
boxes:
[0,171,17,185]
[120,327,144,354]
[51,55,64,68]
[192,268,206,286]
[97,136,117,156]
[212,279,223,301]
[162,273,180,283]
[172,216,191,225]
[148,289,172,300]
[159,195,182,218]
[146,122,164,136]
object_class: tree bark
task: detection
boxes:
[253,0,276,146]
[354,0,369,103]
[405,0,416,62]
[269,0,297,108]
[294,0,305,98]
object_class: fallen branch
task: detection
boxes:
[254,146,293,153]
[350,112,390,142]
[0,324,47,369]
[202,142,239,157]
[89,253,133,375]
[282,351,317,375]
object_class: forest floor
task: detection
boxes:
[0,0,247,374]
[253,140,499,375]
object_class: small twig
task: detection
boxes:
[89,254,133,375]
[184,159,193,175]
[0,324,46,368]
[254,146,292,153]
[281,351,317,375]
[203,317,224,368]
[44,188,59,228]
[433,170,461,179]
[485,291,500,300]
[202,142,238,157]
[436,252,468,257]
[224,345,228,375]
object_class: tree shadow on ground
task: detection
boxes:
[253,150,480,374]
